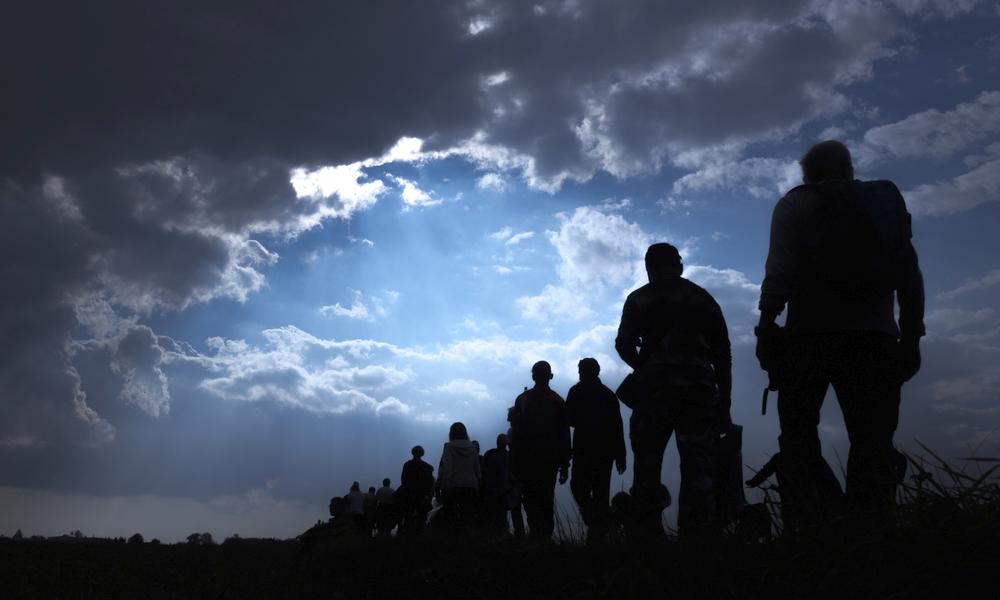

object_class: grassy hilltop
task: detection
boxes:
[2,452,998,599]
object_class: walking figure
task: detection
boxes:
[756,140,924,523]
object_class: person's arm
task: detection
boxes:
[706,294,733,426]
[557,396,571,483]
[898,243,925,342]
[758,194,798,327]
[897,209,925,381]
[610,390,627,473]
[615,294,642,369]
[438,445,451,489]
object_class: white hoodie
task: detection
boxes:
[438,439,481,490]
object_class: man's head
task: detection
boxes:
[382,478,390,487]
[645,243,683,280]
[351,481,360,492]
[531,360,553,385]
[368,487,376,494]
[496,433,507,449]
[578,357,600,381]
[800,140,854,184]
[411,445,424,459]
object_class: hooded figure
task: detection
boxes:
[437,422,481,523]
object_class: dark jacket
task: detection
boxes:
[759,179,925,340]
[400,458,434,498]
[481,447,514,494]
[615,276,732,403]
[509,386,571,473]
[565,378,626,465]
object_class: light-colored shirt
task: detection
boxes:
[375,485,394,505]
[345,490,365,515]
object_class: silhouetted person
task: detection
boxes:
[757,140,924,520]
[566,357,626,538]
[481,433,524,535]
[437,422,482,525]
[509,361,571,539]
[375,478,396,536]
[399,445,435,531]
[363,487,378,535]
[345,481,366,531]
[615,243,733,535]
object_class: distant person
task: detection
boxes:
[757,140,924,520]
[615,243,733,535]
[481,433,523,535]
[345,481,366,530]
[399,445,435,531]
[364,487,378,535]
[566,357,626,538]
[509,361,571,539]
[437,422,482,525]
[375,478,396,536]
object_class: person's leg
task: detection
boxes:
[593,457,613,524]
[673,387,719,533]
[537,467,558,538]
[520,469,544,536]
[629,407,672,534]
[570,454,593,526]
[509,502,525,537]
[830,333,902,514]
[777,336,842,528]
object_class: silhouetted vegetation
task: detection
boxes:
[2,451,996,599]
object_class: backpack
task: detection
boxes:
[797,180,910,307]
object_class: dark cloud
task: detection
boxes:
[0,0,957,497]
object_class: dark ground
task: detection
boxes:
[3,505,998,600]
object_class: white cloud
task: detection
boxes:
[904,158,1000,216]
[476,172,507,192]
[319,289,399,322]
[434,379,493,402]
[938,269,1000,300]
[861,90,1000,162]
[375,397,412,416]
[489,227,534,245]
[506,231,535,245]
[391,175,442,209]
[320,290,373,322]
[926,307,996,332]
[547,206,650,290]
[489,226,514,241]
[289,163,387,221]
[517,284,597,322]
[669,157,801,201]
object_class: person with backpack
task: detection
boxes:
[615,243,733,535]
[565,357,626,539]
[756,140,925,519]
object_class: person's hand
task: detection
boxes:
[755,322,784,372]
[899,337,921,382]
[719,407,734,433]
[615,458,626,475]
[558,466,569,485]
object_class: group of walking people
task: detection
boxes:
[327,139,925,540]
